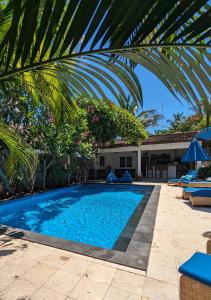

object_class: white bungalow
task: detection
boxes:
[90,131,203,180]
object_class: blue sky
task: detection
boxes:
[104,64,195,133]
[135,65,194,132]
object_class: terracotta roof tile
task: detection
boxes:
[104,131,198,148]
[142,131,198,145]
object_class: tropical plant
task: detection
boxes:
[0,1,210,108]
[117,95,163,128]
[0,95,146,189]
[56,97,147,181]
[197,166,211,179]
[167,113,186,130]
[0,120,37,193]
[0,0,210,181]
[138,110,163,128]
[155,112,208,134]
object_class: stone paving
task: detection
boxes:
[0,183,211,299]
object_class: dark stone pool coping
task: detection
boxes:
[0,184,161,271]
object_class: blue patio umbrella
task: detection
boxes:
[195,127,211,141]
[182,139,210,163]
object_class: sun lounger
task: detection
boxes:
[207,240,211,254]
[119,170,133,183]
[183,187,211,200]
[189,189,211,206]
[106,171,118,183]
[181,181,211,188]
[179,252,211,300]
[168,170,197,186]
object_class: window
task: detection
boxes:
[120,156,132,168]
[127,156,132,168]
[120,157,125,168]
[99,156,105,167]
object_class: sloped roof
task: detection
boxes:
[105,131,199,148]
[142,131,198,145]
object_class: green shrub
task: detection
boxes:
[197,166,211,179]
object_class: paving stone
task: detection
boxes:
[85,262,116,284]
[0,269,14,291]
[104,286,142,300]
[111,269,145,295]
[24,262,58,286]
[44,269,81,296]
[1,255,37,277]
[147,263,178,286]
[69,277,109,300]
[39,251,71,268]
[0,277,39,300]
[142,277,179,300]
[31,287,67,300]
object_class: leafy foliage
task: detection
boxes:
[0,0,210,109]
[0,94,146,189]
[197,166,211,179]
[117,95,163,130]
[0,120,37,185]
[155,113,208,134]
[78,97,147,146]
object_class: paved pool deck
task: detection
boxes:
[0,183,211,300]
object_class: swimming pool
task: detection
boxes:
[0,184,151,250]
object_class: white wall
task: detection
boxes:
[99,142,190,153]
[96,152,137,170]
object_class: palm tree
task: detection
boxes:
[138,110,163,129]
[117,95,163,128]
[167,113,186,131]
[0,0,210,176]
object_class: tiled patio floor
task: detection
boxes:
[0,183,211,299]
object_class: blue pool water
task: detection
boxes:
[0,184,148,249]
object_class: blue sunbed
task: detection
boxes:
[181,180,211,188]
[183,187,211,199]
[179,252,211,286]
[179,252,211,298]
[168,170,197,186]
[191,189,211,197]
[190,189,211,206]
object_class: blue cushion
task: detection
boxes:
[106,171,118,183]
[184,188,211,194]
[187,170,198,178]
[179,252,211,286]
[184,187,200,193]
[120,171,133,183]
[191,189,211,198]
[180,175,193,182]
[168,178,180,182]
[183,180,211,185]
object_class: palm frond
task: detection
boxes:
[0,0,210,108]
[0,120,38,180]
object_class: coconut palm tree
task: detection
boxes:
[0,0,210,177]
[138,110,163,129]
[167,113,186,131]
[117,95,163,128]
